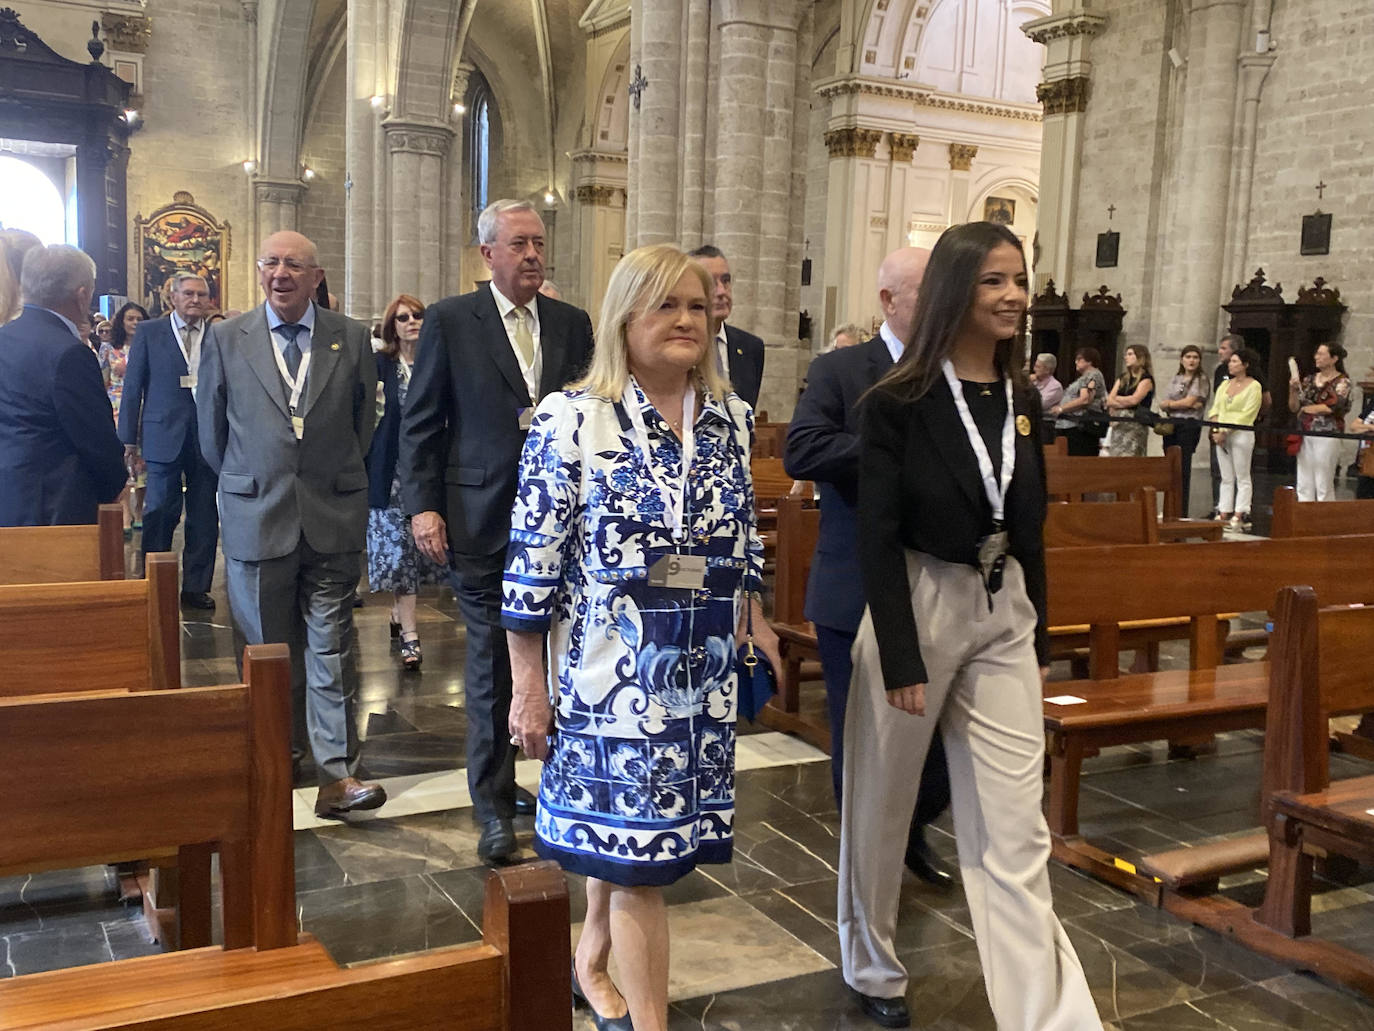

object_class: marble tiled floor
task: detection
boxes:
[5,473,1374,1028]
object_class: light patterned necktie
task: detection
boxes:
[512,306,535,367]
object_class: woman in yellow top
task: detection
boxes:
[1206,347,1263,531]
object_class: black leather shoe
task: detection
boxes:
[179,591,215,610]
[905,831,957,888]
[477,818,517,864]
[571,959,634,1030]
[515,785,537,815]
[853,989,911,1028]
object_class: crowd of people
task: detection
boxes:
[3,200,1371,1030]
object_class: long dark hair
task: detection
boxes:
[870,221,1028,401]
[1318,342,1347,376]
[111,302,149,350]
[1176,344,1204,390]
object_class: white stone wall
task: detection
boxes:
[299,56,347,295]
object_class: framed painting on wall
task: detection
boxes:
[983,196,1015,225]
[133,192,230,315]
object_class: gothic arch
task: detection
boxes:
[590,32,630,153]
[258,0,317,180]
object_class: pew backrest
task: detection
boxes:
[1044,487,1159,548]
[0,551,179,698]
[752,456,798,506]
[1270,486,1374,539]
[1045,447,1183,519]
[0,503,124,584]
[772,494,820,624]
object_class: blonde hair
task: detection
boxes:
[578,244,729,403]
[0,228,41,324]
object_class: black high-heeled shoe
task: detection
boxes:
[571,960,634,1030]
[400,635,422,671]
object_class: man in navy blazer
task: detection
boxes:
[401,199,594,864]
[119,273,220,608]
[689,245,765,409]
[0,245,125,526]
[784,246,954,887]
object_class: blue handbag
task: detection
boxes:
[736,595,777,722]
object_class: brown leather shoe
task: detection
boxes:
[314,777,387,818]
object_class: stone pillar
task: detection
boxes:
[821,126,884,349]
[886,132,921,253]
[1222,51,1276,290]
[1172,0,1245,349]
[678,0,711,247]
[344,0,382,319]
[574,179,627,320]
[947,143,978,225]
[628,0,682,245]
[445,62,473,293]
[254,179,305,242]
[384,120,454,304]
[1023,7,1106,293]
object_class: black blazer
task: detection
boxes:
[725,324,765,410]
[365,353,401,510]
[398,285,594,558]
[0,306,126,526]
[858,376,1049,690]
[783,336,893,633]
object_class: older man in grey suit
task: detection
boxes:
[197,229,385,818]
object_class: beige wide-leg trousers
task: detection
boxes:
[838,552,1100,1031]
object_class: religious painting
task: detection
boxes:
[1095,230,1119,269]
[133,192,230,315]
[983,196,1015,226]
[1300,212,1331,256]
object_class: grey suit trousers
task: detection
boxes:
[226,538,362,784]
[838,553,1100,1030]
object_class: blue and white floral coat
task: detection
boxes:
[501,380,763,886]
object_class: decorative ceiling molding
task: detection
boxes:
[578,0,630,38]
[815,75,1042,123]
[1021,10,1108,46]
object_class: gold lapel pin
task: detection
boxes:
[1016,415,1031,437]
[330,341,340,351]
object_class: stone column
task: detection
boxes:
[574,178,627,319]
[1023,7,1107,293]
[254,179,305,242]
[1221,51,1276,290]
[445,62,473,293]
[344,0,382,318]
[1170,0,1245,348]
[627,0,682,245]
[384,120,454,304]
[678,0,711,247]
[947,144,978,226]
[886,132,921,253]
[821,127,884,343]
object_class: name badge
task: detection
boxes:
[291,415,305,441]
[180,375,196,389]
[647,553,706,591]
[517,407,533,431]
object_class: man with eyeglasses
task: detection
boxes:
[400,198,594,863]
[197,230,386,820]
[119,272,220,609]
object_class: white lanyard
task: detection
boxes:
[624,378,696,542]
[270,335,312,414]
[941,360,1015,522]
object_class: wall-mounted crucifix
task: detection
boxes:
[628,64,648,111]
[1316,181,1327,201]
[1096,203,1119,268]
[1107,204,1116,220]
[1302,179,1332,256]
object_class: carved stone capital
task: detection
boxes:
[1037,76,1091,116]
[575,184,624,207]
[948,143,978,171]
[1021,10,1108,45]
[888,132,920,163]
[254,179,305,206]
[823,126,883,159]
[101,12,151,53]
[383,120,454,156]
[240,0,259,25]
[452,61,475,104]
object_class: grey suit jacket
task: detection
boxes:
[197,303,378,562]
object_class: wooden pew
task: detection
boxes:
[0,502,124,584]
[759,495,828,751]
[1044,488,1159,548]
[1042,533,1374,893]
[0,643,574,1030]
[1142,587,1374,1000]
[752,420,788,459]
[1044,447,1226,542]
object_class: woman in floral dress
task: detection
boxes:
[503,245,781,1031]
[365,294,446,670]
[101,302,148,535]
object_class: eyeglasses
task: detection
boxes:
[255,257,317,274]
[394,312,424,323]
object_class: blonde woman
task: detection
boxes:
[503,244,780,1031]
[1105,344,1155,457]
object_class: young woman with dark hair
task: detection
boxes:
[838,221,1101,1031]
[1207,347,1263,531]
[1289,342,1351,502]
[1159,344,1211,515]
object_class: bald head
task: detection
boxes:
[876,246,930,347]
[258,230,323,321]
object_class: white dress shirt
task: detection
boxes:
[489,282,542,400]
[878,321,904,364]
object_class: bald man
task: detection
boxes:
[783,247,954,895]
[198,230,386,819]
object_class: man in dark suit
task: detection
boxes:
[401,199,594,863]
[119,273,220,608]
[198,230,385,819]
[688,245,765,409]
[784,246,954,889]
[0,244,125,526]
